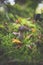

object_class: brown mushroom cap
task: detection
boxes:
[18,26,29,32]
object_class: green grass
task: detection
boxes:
[0,3,43,64]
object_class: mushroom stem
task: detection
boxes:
[18,31,24,40]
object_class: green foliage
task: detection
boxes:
[0,17,42,61]
[0,1,43,64]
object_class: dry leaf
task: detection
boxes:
[31,28,36,32]
[26,34,33,39]
[12,39,22,44]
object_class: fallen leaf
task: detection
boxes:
[31,28,36,32]
[12,39,22,44]
[13,32,19,35]
[26,34,33,39]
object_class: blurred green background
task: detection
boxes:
[0,0,43,65]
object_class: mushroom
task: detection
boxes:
[18,25,30,40]
[18,25,29,32]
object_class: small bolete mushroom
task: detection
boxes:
[18,25,30,40]
[18,26,29,32]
